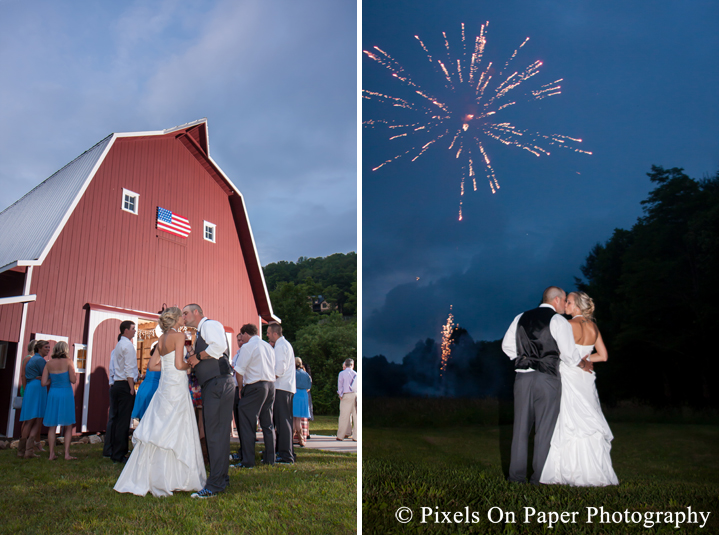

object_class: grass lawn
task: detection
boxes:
[363,401,719,534]
[0,416,356,535]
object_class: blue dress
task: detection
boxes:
[43,371,76,427]
[20,354,47,421]
[131,370,161,420]
[293,369,312,418]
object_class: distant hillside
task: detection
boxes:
[263,252,357,315]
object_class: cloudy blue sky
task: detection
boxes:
[363,0,719,360]
[0,0,357,264]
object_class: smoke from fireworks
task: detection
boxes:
[440,305,455,377]
[363,22,591,220]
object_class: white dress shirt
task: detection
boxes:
[196,317,227,359]
[502,303,581,372]
[273,336,296,393]
[108,348,116,386]
[113,336,138,382]
[232,348,242,382]
[233,335,275,385]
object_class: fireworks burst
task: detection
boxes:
[363,22,591,220]
[440,305,455,377]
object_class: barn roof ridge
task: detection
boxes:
[0,134,114,218]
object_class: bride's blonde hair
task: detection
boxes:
[159,307,182,333]
[570,291,595,321]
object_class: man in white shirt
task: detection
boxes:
[336,358,357,441]
[103,348,117,458]
[183,304,234,498]
[501,286,584,484]
[232,323,276,468]
[268,324,296,464]
[229,333,244,463]
[109,321,138,463]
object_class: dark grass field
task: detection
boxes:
[0,416,356,535]
[363,398,719,534]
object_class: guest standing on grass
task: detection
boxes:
[18,340,50,458]
[229,332,245,463]
[103,348,117,458]
[293,357,312,447]
[131,342,161,421]
[269,324,296,464]
[41,341,78,460]
[109,321,138,464]
[233,323,276,468]
[336,358,357,442]
[19,340,45,455]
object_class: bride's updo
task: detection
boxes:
[570,291,595,321]
[159,307,182,333]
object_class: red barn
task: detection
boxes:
[0,119,279,438]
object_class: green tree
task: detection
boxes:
[269,282,316,343]
[578,166,719,406]
[294,313,357,415]
[263,252,357,315]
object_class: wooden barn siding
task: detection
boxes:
[0,303,23,342]
[16,133,262,431]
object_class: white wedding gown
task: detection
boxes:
[114,351,206,497]
[540,344,619,486]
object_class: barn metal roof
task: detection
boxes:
[0,135,113,271]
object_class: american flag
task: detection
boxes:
[156,207,191,238]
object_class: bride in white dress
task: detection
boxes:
[540,291,619,486]
[115,307,206,497]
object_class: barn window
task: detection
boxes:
[122,188,140,215]
[204,221,216,243]
[74,344,87,373]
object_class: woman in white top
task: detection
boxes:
[540,291,619,486]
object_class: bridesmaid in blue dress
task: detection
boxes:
[131,343,161,420]
[19,340,50,458]
[41,341,78,460]
[293,358,312,447]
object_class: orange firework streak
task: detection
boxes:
[440,306,455,377]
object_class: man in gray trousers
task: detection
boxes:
[501,286,583,485]
[183,304,234,499]
[232,323,276,468]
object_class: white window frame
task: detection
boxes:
[122,188,140,215]
[35,333,69,344]
[74,343,87,373]
[204,221,216,243]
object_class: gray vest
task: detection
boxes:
[193,319,231,387]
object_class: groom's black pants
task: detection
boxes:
[509,371,561,485]
[201,375,235,493]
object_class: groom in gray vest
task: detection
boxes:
[501,286,582,485]
[183,304,235,498]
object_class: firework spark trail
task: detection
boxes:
[440,306,455,378]
[364,22,591,219]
